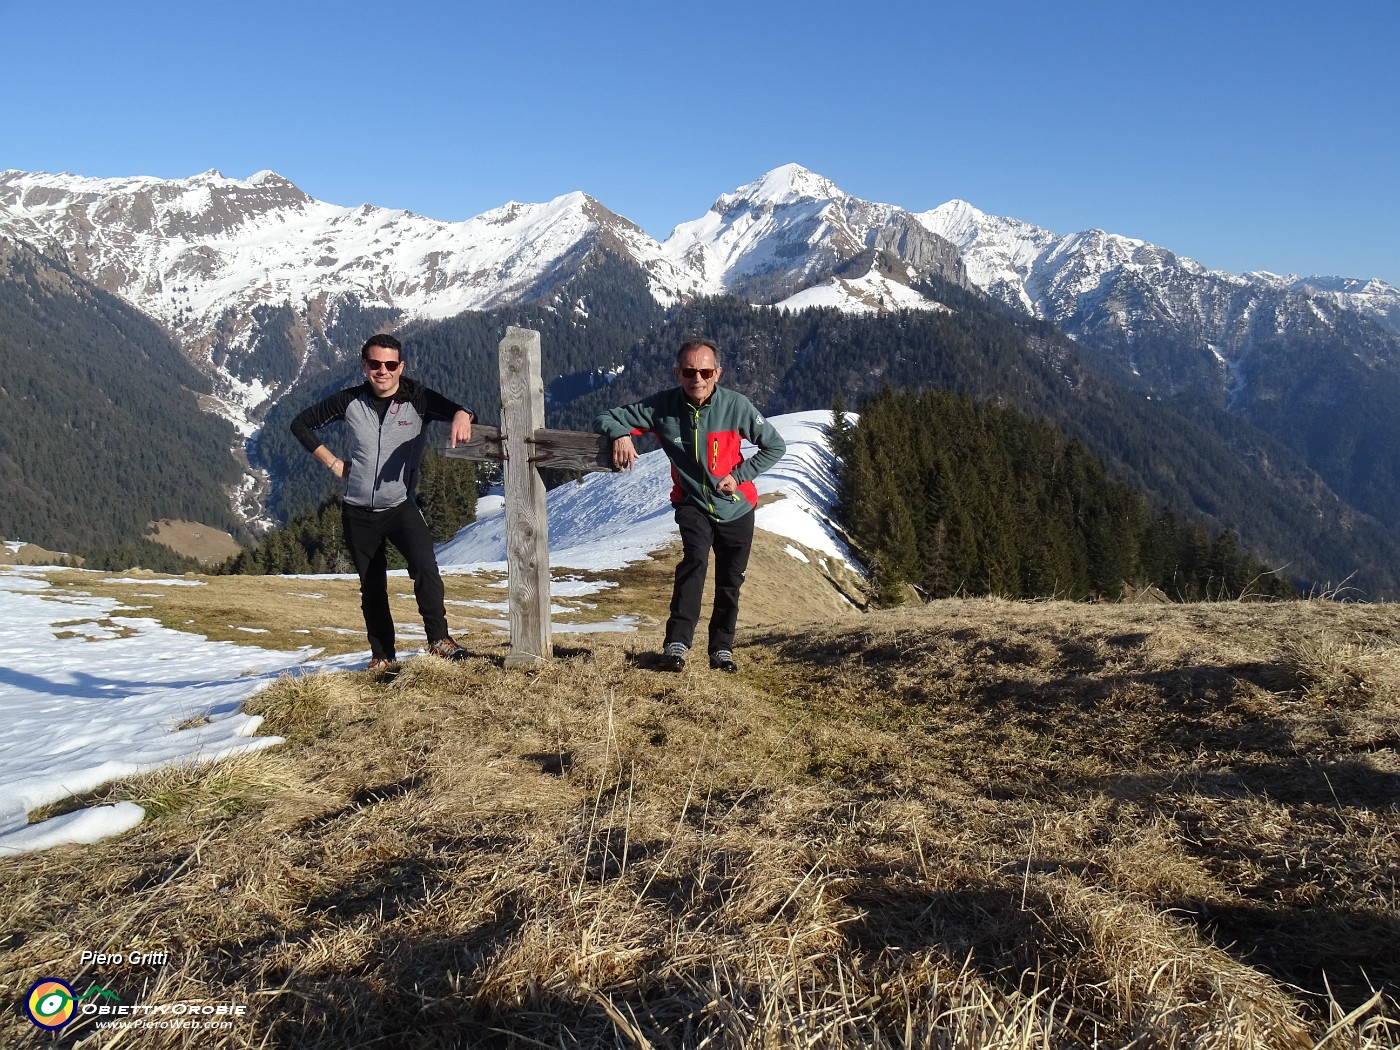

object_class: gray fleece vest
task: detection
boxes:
[342,395,429,510]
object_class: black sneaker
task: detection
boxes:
[659,641,688,672]
[427,636,470,662]
[709,649,738,673]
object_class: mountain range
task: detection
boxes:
[0,164,976,432]
[5,163,1400,594]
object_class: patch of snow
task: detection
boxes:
[554,616,640,634]
[101,577,207,587]
[775,272,949,315]
[0,570,353,855]
[0,802,146,855]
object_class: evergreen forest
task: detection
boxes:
[832,390,1295,604]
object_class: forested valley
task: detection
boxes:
[0,238,245,556]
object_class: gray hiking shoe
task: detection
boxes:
[660,641,688,672]
[709,649,738,673]
[705,649,739,674]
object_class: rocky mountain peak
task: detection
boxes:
[662,166,965,305]
[725,163,847,209]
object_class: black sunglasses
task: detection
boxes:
[364,357,402,372]
[680,367,715,379]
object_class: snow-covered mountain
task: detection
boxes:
[0,170,700,325]
[917,198,1400,396]
[6,163,1394,418]
[919,198,1400,332]
[0,165,974,422]
[661,163,967,311]
[0,169,699,426]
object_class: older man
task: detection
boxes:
[595,339,786,672]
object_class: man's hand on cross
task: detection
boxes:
[449,410,473,448]
[612,435,639,471]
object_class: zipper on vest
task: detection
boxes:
[690,404,714,515]
[374,403,389,509]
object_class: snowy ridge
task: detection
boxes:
[775,271,951,314]
[920,199,1218,321]
[915,196,1400,411]
[5,165,1396,353]
[0,163,968,406]
[916,200,1060,314]
[917,198,1400,337]
[438,411,856,573]
[0,169,692,339]
[5,162,1395,388]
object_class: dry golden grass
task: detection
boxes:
[3,579,1398,1047]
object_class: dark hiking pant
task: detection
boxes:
[342,500,450,660]
[666,503,755,655]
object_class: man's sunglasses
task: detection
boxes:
[363,358,402,372]
[680,367,716,379]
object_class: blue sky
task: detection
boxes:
[4,0,1397,284]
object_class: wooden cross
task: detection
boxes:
[438,326,616,668]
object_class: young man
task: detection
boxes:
[291,334,474,670]
[595,339,786,672]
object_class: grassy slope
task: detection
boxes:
[146,521,243,565]
[2,556,1398,1048]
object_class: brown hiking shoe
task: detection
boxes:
[427,636,470,662]
[367,656,398,672]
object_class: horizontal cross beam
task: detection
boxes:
[437,423,615,474]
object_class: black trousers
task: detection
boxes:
[666,503,755,654]
[341,500,450,660]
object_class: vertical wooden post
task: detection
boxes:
[498,326,552,667]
